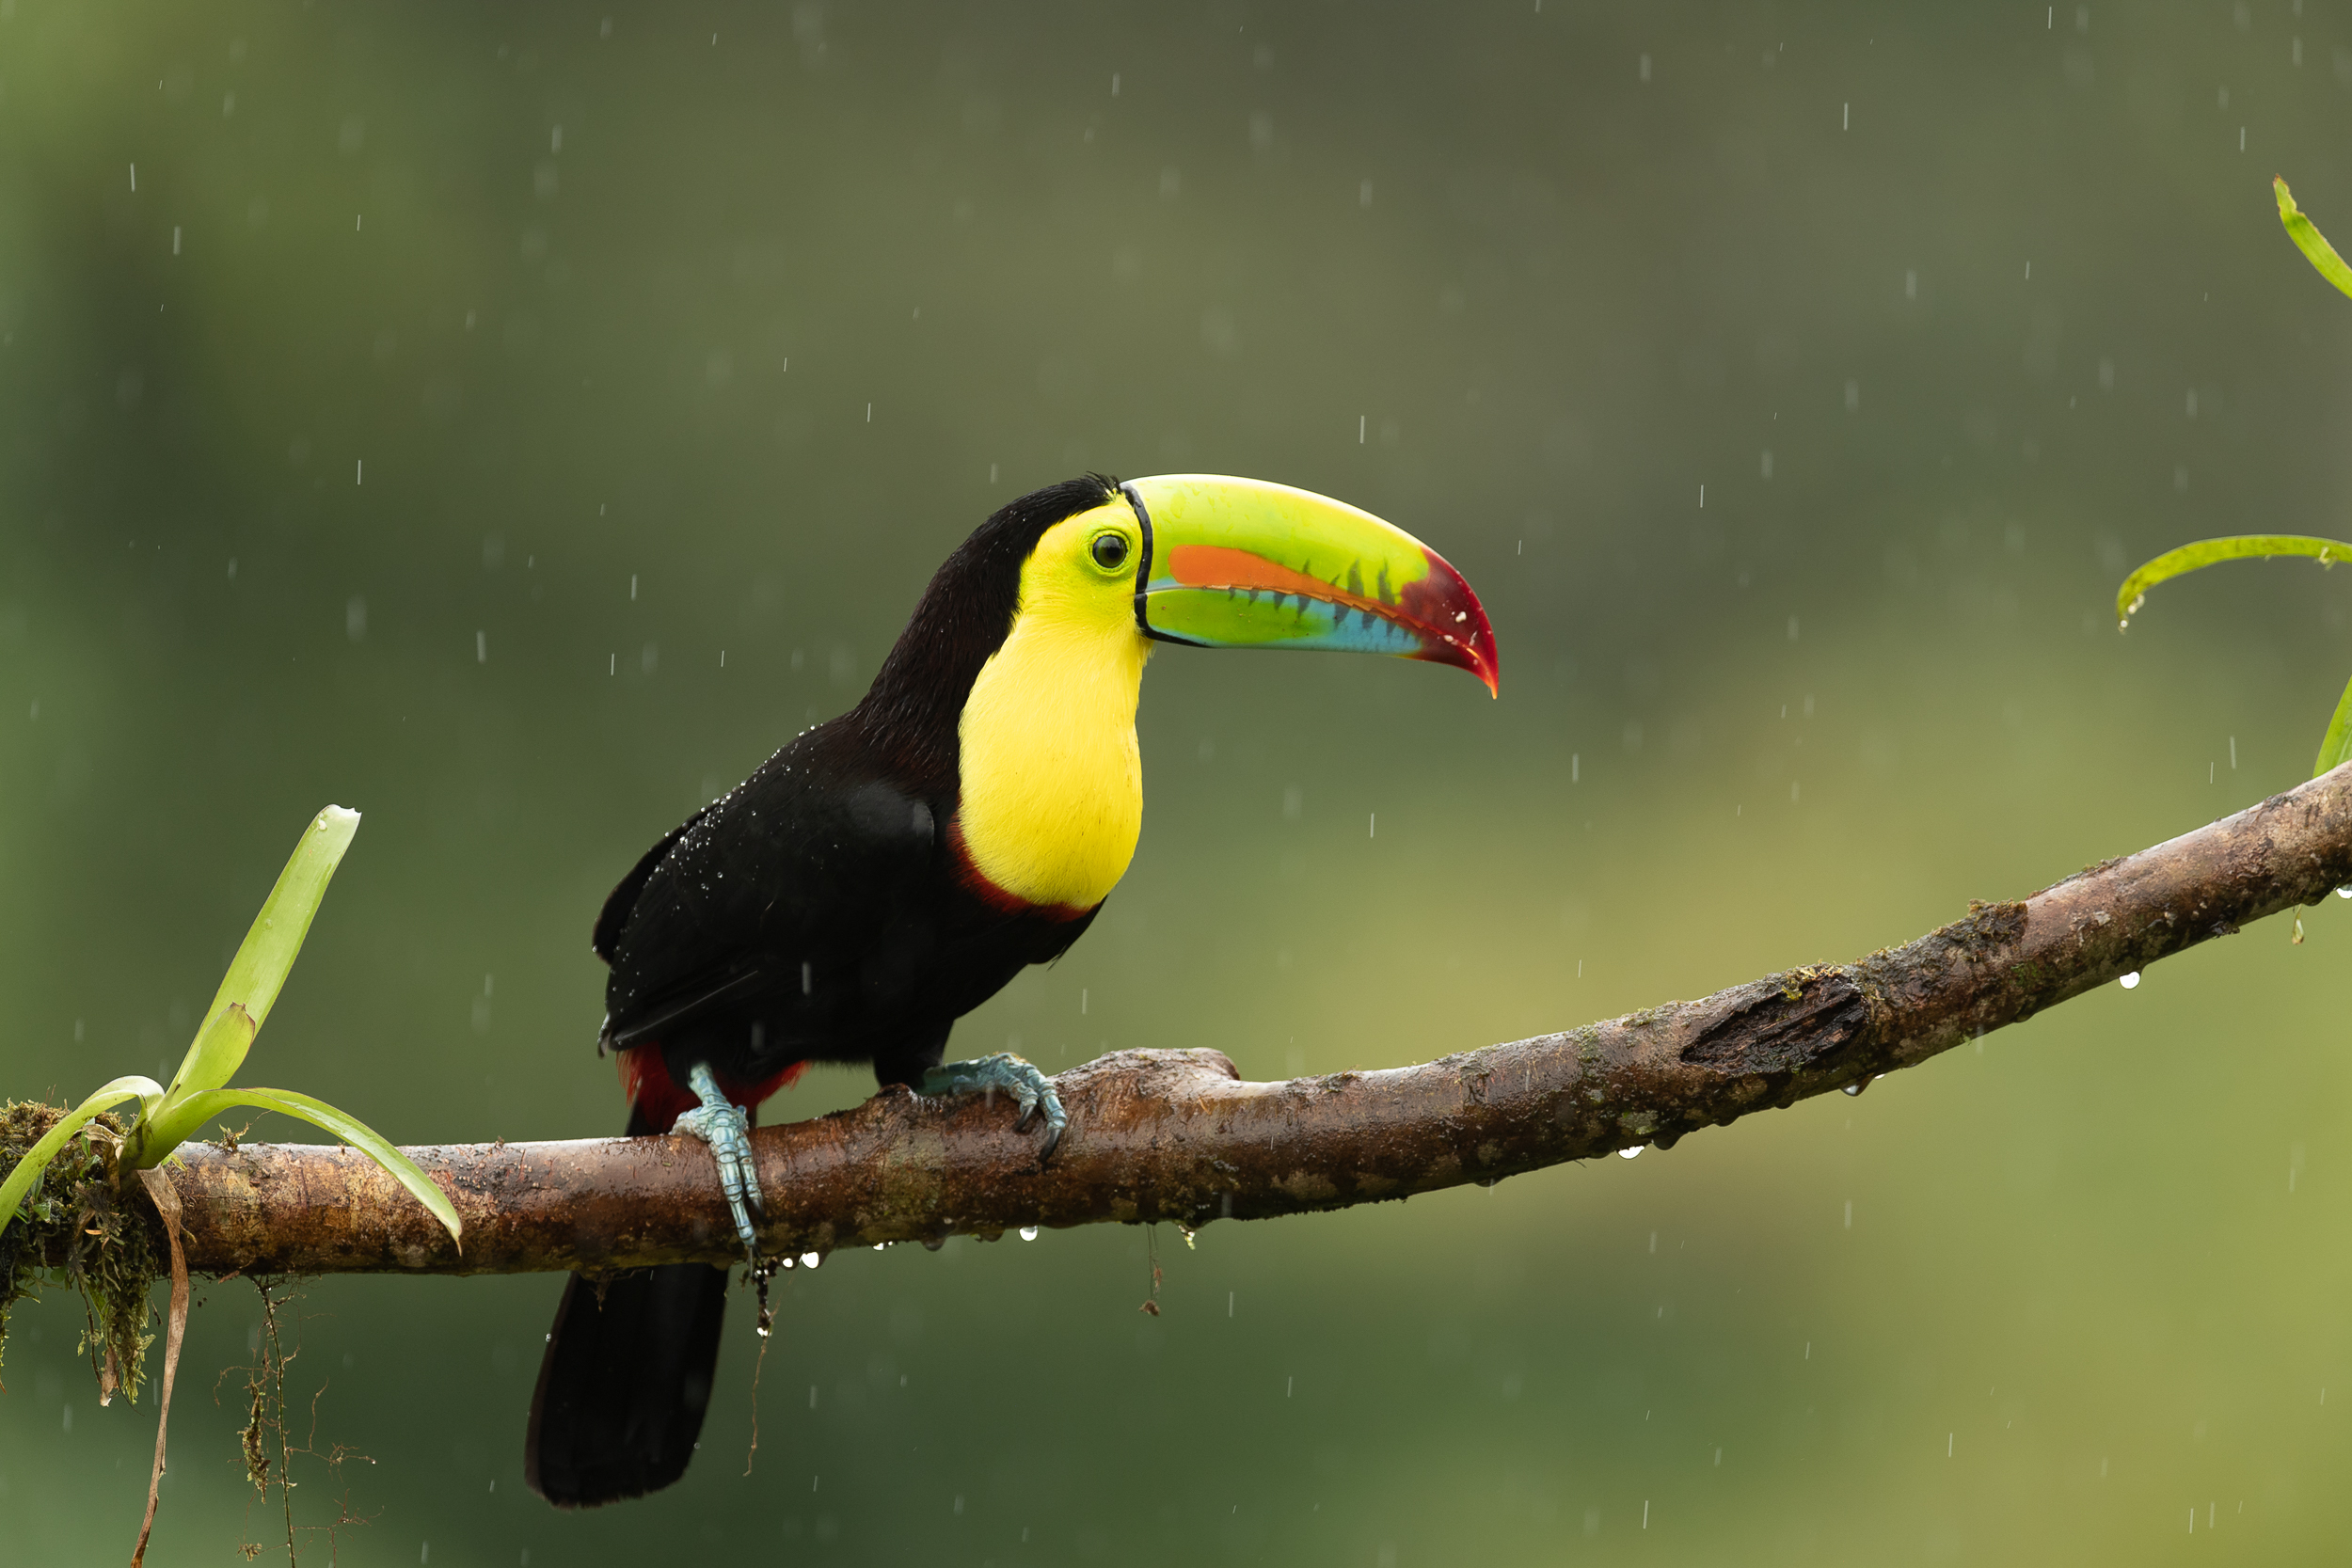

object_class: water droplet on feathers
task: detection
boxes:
[2120,972,2141,989]
[1019,1226,1039,1241]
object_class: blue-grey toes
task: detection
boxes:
[918,1052,1067,1161]
[675,1062,765,1257]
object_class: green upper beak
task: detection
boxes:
[1118,475,1500,694]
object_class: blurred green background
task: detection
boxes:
[7,0,2352,1561]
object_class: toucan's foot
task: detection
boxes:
[918,1053,1067,1160]
[674,1062,764,1258]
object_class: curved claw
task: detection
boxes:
[676,1063,765,1259]
[919,1052,1067,1162]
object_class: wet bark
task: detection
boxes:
[31,765,2352,1279]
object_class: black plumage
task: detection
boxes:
[526,476,1117,1508]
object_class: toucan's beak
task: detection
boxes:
[1120,475,1500,695]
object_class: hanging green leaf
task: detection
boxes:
[2116,534,2352,625]
[143,1087,459,1243]
[0,1076,161,1242]
[2277,177,2352,302]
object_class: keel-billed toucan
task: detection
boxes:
[525,473,1497,1507]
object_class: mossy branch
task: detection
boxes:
[12,765,2352,1280]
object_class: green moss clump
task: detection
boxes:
[0,1101,160,1402]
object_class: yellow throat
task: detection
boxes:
[955,507,1153,911]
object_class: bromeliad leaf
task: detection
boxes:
[2117,535,2352,779]
[2116,535,2352,625]
[3,804,461,1249]
[2112,190,2352,778]
[166,805,358,1100]
[0,1075,162,1242]
[151,1088,460,1245]
[126,1006,253,1165]
[2277,177,2352,302]
[2318,674,2352,779]
[160,1004,256,1130]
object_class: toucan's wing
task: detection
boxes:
[592,807,709,965]
[597,740,939,1053]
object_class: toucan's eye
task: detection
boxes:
[1089,531,1131,571]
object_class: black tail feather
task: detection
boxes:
[525,1106,731,1508]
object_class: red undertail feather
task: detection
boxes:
[618,1045,806,1131]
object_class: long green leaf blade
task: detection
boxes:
[168,806,359,1098]
[0,1076,163,1241]
[2116,534,2352,624]
[2277,177,2352,302]
[151,1087,461,1246]
[156,1005,255,1135]
[2316,672,2352,779]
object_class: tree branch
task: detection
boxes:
[38,767,2352,1279]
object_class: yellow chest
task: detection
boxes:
[955,611,1151,911]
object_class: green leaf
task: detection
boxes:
[2115,534,2352,625]
[0,1076,163,1243]
[166,806,359,1101]
[125,1006,256,1168]
[2317,672,2352,779]
[160,1004,255,1122]
[143,1087,461,1247]
[2277,177,2352,302]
